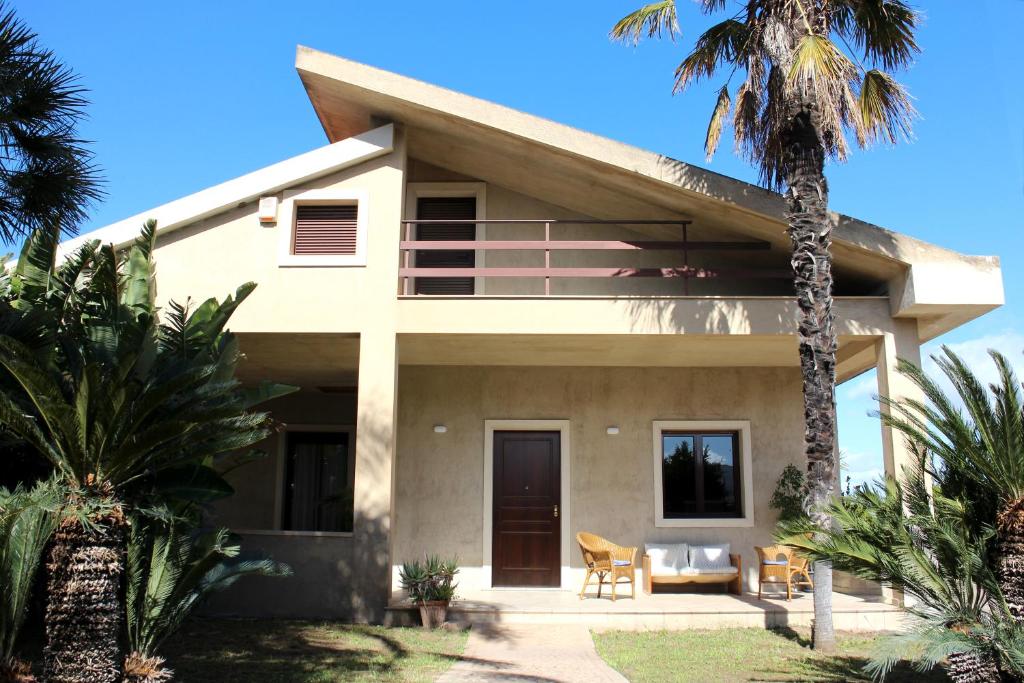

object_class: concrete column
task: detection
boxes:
[875,318,925,482]
[874,318,924,606]
[349,124,405,622]
[350,328,399,622]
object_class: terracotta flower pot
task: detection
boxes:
[418,600,449,628]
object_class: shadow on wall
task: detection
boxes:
[624,296,762,336]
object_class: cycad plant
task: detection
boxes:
[610,0,920,650]
[123,517,291,683]
[781,460,1024,682]
[0,222,294,683]
[880,348,1024,626]
[0,480,58,682]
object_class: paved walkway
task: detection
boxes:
[436,623,627,683]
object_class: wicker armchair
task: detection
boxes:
[755,545,814,600]
[789,551,814,593]
[576,532,637,601]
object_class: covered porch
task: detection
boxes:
[211,320,922,622]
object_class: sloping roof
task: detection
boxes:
[294,46,1001,336]
[62,46,1001,342]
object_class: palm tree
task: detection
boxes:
[879,348,1024,628]
[0,222,294,683]
[610,0,919,650]
[782,460,1024,682]
[0,4,102,244]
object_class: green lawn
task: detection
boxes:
[161,619,468,683]
[593,628,950,683]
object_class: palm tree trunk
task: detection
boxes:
[946,650,1001,683]
[43,512,125,683]
[782,104,838,653]
[998,499,1024,624]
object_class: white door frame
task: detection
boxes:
[482,419,571,589]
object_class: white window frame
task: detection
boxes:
[652,420,754,528]
[277,188,369,267]
[404,182,487,294]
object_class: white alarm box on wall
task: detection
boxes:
[258,196,279,224]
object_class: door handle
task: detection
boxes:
[553,505,559,518]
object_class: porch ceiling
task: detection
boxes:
[235,333,359,390]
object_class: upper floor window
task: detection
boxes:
[277,188,368,267]
[293,204,358,255]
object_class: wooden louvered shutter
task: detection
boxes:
[293,204,359,255]
[415,197,476,295]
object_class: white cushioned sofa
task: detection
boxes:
[642,542,743,595]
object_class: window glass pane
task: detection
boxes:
[662,434,696,518]
[285,433,352,532]
[701,434,738,515]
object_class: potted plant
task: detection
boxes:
[399,555,459,628]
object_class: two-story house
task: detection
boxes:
[61,46,1004,624]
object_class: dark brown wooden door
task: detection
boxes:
[492,431,561,587]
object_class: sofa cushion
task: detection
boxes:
[680,566,739,576]
[645,543,688,576]
[689,544,732,571]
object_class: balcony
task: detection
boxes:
[399,219,792,298]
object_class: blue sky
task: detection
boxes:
[18,1,1024,487]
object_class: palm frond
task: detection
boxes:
[0,5,102,244]
[831,0,920,71]
[609,1,679,45]
[856,69,916,145]
[704,85,732,161]
[673,19,751,92]
[0,478,60,662]
[121,219,157,314]
[127,519,290,657]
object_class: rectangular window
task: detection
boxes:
[661,431,741,519]
[414,196,476,294]
[282,431,353,532]
[293,204,358,255]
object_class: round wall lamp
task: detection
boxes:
[433,425,448,434]
[606,426,620,435]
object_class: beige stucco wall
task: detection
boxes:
[151,152,404,334]
[392,364,806,593]
[205,532,357,618]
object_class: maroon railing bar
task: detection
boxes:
[399,240,771,251]
[399,266,791,279]
[398,218,782,293]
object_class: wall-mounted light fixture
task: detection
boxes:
[606,426,620,435]
[433,425,448,434]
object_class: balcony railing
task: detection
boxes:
[399,219,789,296]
